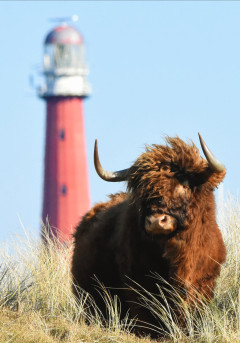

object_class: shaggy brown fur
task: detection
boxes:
[72,136,226,335]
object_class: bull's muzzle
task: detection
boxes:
[145,214,177,235]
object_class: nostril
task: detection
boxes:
[145,217,151,226]
[160,215,167,223]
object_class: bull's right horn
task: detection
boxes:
[198,133,226,173]
[94,139,129,182]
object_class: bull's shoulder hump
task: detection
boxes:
[83,192,128,223]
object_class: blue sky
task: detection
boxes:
[0,1,239,241]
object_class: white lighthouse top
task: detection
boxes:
[38,24,91,98]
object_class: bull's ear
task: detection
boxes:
[94,139,129,182]
[198,133,225,173]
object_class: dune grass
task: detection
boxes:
[0,195,240,342]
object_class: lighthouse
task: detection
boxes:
[38,23,91,243]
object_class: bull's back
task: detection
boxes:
[72,192,128,296]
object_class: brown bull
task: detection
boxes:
[71,133,226,334]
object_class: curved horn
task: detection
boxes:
[198,133,225,172]
[94,139,129,182]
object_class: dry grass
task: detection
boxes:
[0,195,240,342]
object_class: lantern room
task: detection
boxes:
[38,24,91,98]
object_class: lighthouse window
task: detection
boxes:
[61,185,67,195]
[59,129,65,140]
[54,45,71,68]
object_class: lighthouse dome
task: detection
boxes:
[45,25,83,45]
[39,23,91,98]
[43,24,86,74]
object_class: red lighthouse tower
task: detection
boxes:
[38,24,91,243]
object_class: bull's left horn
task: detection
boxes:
[94,139,129,182]
[198,133,225,172]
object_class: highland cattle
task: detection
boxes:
[71,133,226,334]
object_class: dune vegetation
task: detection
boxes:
[0,195,240,343]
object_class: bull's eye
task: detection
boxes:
[181,180,190,189]
[160,165,170,172]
